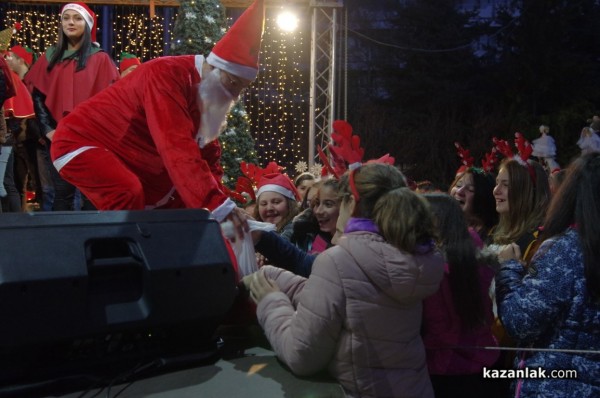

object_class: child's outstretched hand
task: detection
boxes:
[243,269,280,304]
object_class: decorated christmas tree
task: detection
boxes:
[170,0,224,56]
[170,0,258,188]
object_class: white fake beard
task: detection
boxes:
[196,68,235,148]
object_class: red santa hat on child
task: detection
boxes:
[206,0,265,81]
[61,2,98,45]
[10,45,34,66]
[256,173,301,201]
[119,52,141,73]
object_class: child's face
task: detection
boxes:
[493,167,510,214]
[296,179,315,200]
[314,186,340,234]
[450,172,475,216]
[257,191,289,226]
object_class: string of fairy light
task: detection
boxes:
[2,5,308,170]
[112,7,172,61]
[244,15,308,171]
[2,5,171,61]
[3,6,60,56]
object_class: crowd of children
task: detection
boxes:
[234,121,600,397]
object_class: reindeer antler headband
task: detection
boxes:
[454,142,499,175]
[319,120,395,201]
[492,132,536,184]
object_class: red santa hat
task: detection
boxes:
[119,52,141,73]
[206,0,265,81]
[256,173,300,201]
[10,45,34,66]
[61,2,98,45]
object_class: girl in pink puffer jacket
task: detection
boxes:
[244,163,444,398]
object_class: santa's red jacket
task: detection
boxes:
[51,55,234,218]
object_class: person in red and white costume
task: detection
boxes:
[50,0,265,235]
[25,2,120,211]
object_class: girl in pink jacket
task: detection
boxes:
[244,163,444,398]
[421,193,499,397]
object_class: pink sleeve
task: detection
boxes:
[468,227,484,248]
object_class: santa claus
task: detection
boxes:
[50,0,265,235]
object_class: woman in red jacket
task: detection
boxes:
[25,2,119,210]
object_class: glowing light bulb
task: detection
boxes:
[276,11,298,32]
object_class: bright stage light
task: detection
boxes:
[276,10,299,32]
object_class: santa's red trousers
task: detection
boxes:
[55,147,183,210]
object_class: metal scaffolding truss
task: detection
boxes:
[308,0,345,166]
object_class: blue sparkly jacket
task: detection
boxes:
[496,228,600,398]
